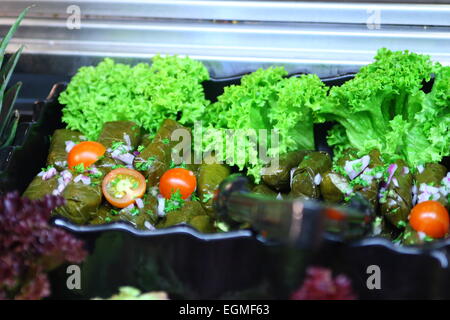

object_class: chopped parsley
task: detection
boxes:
[332,164,347,177]
[111,141,128,154]
[350,177,369,188]
[202,192,214,203]
[88,171,103,179]
[111,141,125,151]
[164,190,185,213]
[135,157,156,171]
[129,208,140,216]
[191,194,200,202]
[170,160,187,169]
[137,145,145,153]
[396,220,406,228]
[162,138,170,144]
[352,161,363,172]
[112,164,126,170]
[379,190,388,204]
[73,163,86,174]
[111,209,119,216]
[105,217,112,223]
[41,165,55,172]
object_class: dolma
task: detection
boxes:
[90,205,120,225]
[134,119,190,186]
[380,160,413,228]
[198,162,230,216]
[335,148,359,168]
[351,150,384,210]
[23,174,59,200]
[157,201,213,232]
[189,215,215,233]
[261,150,311,192]
[47,129,84,170]
[96,120,141,175]
[97,121,141,149]
[414,163,448,208]
[252,184,277,197]
[54,181,102,225]
[90,195,159,230]
[401,224,428,246]
[139,133,154,148]
[319,171,352,203]
[290,151,332,199]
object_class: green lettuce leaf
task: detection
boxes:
[321,48,448,166]
[59,55,210,140]
[203,68,327,182]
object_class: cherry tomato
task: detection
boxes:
[68,141,106,170]
[409,200,449,239]
[102,168,146,208]
[159,168,196,200]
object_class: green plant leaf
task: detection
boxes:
[0,6,30,67]
[0,109,19,148]
[0,81,21,141]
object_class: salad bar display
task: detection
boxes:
[1,4,450,300]
[20,50,449,246]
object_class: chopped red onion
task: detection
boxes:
[157,195,166,217]
[403,167,410,175]
[123,133,131,148]
[53,171,72,196]
[289,168,296,188]
[314,173,322,185]
[113,152,135,166]
[135,198,144,209]
[344,155,370,180]
[65,141,76,153]
[55,160,67,168]
[38,167,57,180]
[392,177,399,188]
[385,163,398,186]
[74,174,91,185]
[417,165,424,174]
[144,221,156,231]
[88,167,101,175]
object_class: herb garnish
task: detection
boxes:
[164,190,185,213]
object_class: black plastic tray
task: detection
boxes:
[2,74,450,299]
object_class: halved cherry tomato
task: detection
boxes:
[409,200,449,239]
[68,141,106,170]
[102,168,146,208]
[159,168,196,200]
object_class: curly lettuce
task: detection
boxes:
[203,67,327,182]
[59,55,210,140]
[318,48,448,166]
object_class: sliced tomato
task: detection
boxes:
[409,200,449,239]
[159,168,196,200]
[102,168,146,208]
[68,141,106,170]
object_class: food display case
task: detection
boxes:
[0,0,449,300]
